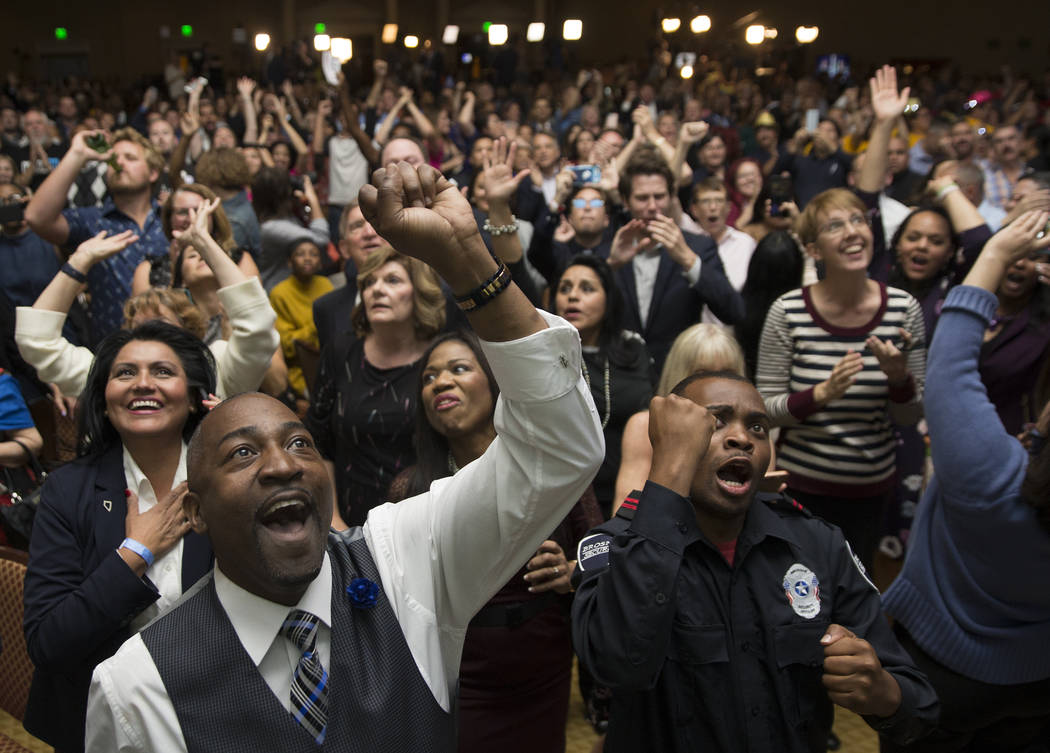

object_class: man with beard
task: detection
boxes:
[605,150,742,372]
[25,128,168,341]
[981,125,1027,210]
[84,161,604,753]
[572,371,939,753]
[950,121,978,164]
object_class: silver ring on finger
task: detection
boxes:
[553,566,560,576]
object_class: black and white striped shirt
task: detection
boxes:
[756,284,926,496]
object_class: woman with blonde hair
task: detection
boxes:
[613,323,746,506]
[307,244,447,526]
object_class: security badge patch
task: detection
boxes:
[782,563,821,618]
[577,533,612,571]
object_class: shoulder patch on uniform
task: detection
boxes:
[615,490,642,520]
[760,492,812,517]
[845,540,879,593]
[577,533,613,572]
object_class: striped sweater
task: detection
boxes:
[756,284,926,497]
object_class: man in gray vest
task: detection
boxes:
[84,162,605,752]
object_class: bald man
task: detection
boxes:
[85,162,603,753]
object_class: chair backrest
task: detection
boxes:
[294,339,322,398]
[0,546,32,720]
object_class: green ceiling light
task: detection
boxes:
[315,22,326,34]
[482,22,492,32]
[54,27,69,40]
[181,24,193,37]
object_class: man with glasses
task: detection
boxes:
[687,179,757,324]
[527,184,612,285]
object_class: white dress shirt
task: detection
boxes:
[125,444,188,632]
[700,227,756,326]
[85,310,605,753]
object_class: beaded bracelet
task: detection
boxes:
[454,259,512,312]
[483,216,520,236]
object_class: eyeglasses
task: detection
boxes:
[572,198,605,209]
[0,194,25,205]
[818,213,868,237]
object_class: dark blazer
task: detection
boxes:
[22,443,212,753]
[313,260,358,353]
[616,231,744,373]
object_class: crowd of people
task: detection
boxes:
[0,38,1048,753]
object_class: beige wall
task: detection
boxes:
[3,0,1048,84]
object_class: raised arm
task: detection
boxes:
[15,230,138,397]
[25,129,112,245]
[360,164,603,710]
[178,199,280,398]
[573,395,715,688]
[401,88,436,141]
[336,72,379,167]
[927,211,1050,500]
[857,65,910,195]
[312,99,333,155]
[364,59,388,110]
[281,80,306,130]
[457,91,477,139]
[237,77,258,145]
[671,121,708,188]
[168,109,199,192]
[374,91,410,147]
[273,97,310,161]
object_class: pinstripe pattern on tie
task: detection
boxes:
[280,609,329,744]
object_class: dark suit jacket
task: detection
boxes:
[313,259,470,354]
[616,231,744,373]
[313,260,359,353]
[22,443,212,753]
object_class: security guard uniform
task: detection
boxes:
[571,482,939,753]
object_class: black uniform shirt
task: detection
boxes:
[572,482,939,753]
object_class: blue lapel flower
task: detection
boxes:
[346,577,380,609]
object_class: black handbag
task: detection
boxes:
[0,436,47,549]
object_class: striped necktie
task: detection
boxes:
[280,609,330,744]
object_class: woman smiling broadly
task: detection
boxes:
[388,331,601,753]
[756,187,926,571]
[22,320,216,753]
[306,245,446,526]
[551,255,653,516]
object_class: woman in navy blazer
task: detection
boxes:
[22,320,216,753]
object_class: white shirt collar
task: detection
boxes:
[214,552,333,667]
[122,443,188,513]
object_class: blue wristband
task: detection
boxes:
[119,537,155,568]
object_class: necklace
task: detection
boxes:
[581,356,611,430]
[447,450,459,475]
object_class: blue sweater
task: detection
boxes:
[882,285,1050,685]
